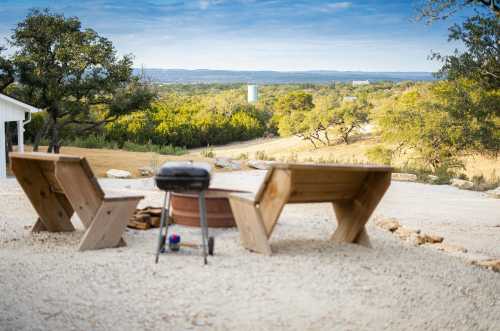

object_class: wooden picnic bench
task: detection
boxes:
[10,152,143,251]
[228,163,392,255]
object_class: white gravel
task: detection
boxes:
[0,174,499,331]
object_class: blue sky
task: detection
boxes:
[0,0,471,71]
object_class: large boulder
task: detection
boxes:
[214,157,241,170]
[106,169,131,179]
[392,173,417,182]
[451,178,474,190]
[247,160,277,170]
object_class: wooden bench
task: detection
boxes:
[228,163,392,255]
[10,152,143,251]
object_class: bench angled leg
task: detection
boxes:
[78,198,141,251]
[229,169,291,255]
[11,159,75,232]
[331,172,391,246]
[229,197,272,255]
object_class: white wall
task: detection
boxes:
[0,120,5,178]
[247,85,258,103]
[0,97,28,178]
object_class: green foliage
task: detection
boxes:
[68,135,118,149]
[121,142,187,155]
[201,146,215,158]
[275,91,369,147]
[1,9,155,152]
[373,80,500,172]
[375,85,463,171]
[330,101,370,144]
[431,15,500,90]
[365,146,393,165]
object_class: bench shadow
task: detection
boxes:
[270,238,374,256]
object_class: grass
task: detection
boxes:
[12,133,498,182]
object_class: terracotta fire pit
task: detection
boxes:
[171,189,246,228]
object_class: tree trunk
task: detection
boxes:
[47,115,61,154]
[33,116,51,152]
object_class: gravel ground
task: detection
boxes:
[0,174,499,331]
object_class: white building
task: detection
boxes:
[0,93,41,178]
[343,96,358,102]
[352,80,370,86]
[247,84,258,103]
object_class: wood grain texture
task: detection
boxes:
[229,164,392,255]
[11,158,75,232]
[78,198,141,251]
[331,172,391,245]
[10,153,144,251]
[229,197,272,255]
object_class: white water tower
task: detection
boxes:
[247,84,258,103]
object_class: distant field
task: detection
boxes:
[10,135,498,181]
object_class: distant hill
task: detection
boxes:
[133,68,435,84]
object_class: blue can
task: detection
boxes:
[168,234,181,252]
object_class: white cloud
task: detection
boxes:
[321,2,352,12]
[198,0,224,10]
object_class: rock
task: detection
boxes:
[394,227,420,241]
[392,173,418,182]
[451,178,474,190]
[214,157,241,170]
[486,187,500,199]
[106,169,131,179]
[428,175,439,183]
[415,234,444,245]
[471,259,500,272]
[247,160,277,170]
[138,166,154,177]
[434,243,468,253]
[375,218,400,232]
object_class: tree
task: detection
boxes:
[431,15,500,89]
[1,9,155,153]
[375,82,499,171]
[418,0,499,22]
[330,101,370,144]
[375,85,462,171]
[419,1,499,157]
[0,47,14,92]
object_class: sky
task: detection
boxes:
[0,0,472,72]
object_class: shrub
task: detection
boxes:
[365,146,393,165]
[201,146,215,158]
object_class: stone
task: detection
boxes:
[375,218,400,232]
[392,173,418,182]
[428,175,439,183]
[214,157,241,170]
[247,160,277,170]
[471,259,500,272]
[415,234,444,245]
[138,166,154,177]
[486,187,500,199]
[451,178,474,190]
[434,243,467,253]
[106,169,131,179]
[394,227,420,241]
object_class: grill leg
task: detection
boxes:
[198,191,209,265]
[155,191,171,264]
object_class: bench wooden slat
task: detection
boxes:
[10,152,143,251]
[229,163,392,255]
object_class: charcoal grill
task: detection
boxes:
[154,161,213,265]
